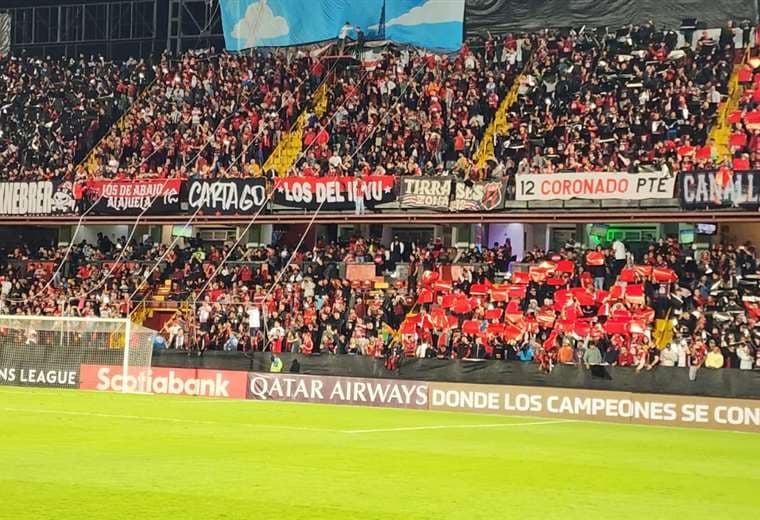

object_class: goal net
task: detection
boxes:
[0,315,155,393]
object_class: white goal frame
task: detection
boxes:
[0,314,153,393]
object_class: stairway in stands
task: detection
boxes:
[263,74,332,176]
[708,47,751,162]
[78,76,158,174]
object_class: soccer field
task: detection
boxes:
[0,387,758,519]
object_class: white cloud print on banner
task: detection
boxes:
[380,0,463,28]
[231,0,289,47]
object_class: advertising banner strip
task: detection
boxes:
[273,176,396,211]
[515,172,676,202]
[71,366,760,432]
[0,180,76,216]
[85,179,183,215]
[426,382,760,433]
[398,177,453,210]
[247,372,429,409]
[185,178,267,215]
[79,365,248,399]
[680,170,760,210]
[0,365,79,388]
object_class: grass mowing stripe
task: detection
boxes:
[345,419,575,433]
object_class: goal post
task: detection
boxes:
[0,314,155,393]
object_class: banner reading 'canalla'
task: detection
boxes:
[515,172,676,202]
[680,170,760,209]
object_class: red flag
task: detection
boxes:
[609,284,625,300]
[491,287,509,302]
[633,307,655,323]
[416,288,434,304]
[543,329,559,350]
[556,259,575,274]
[484,308,503,321]
[421,270,439,285]
[470,283,488,296]
[624,284,645,305]
[441,294,456,309]
[633,265,653,278]
[570,288,595,306]
[487,323,505,335]
[452,297,472,315]
[503,323,524,342]
[462,320,482,335]
[604,319,629,335]
[652,267,677,283]
[586,251,604,266]
[618,268,637,283]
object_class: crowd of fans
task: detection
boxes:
[2,22,752,186]
[2,232,759,374]
[291,35,523,179]
[489,23,738,180]
[0,54,149,181]
[728,57,760,170]
[82,49,318,181]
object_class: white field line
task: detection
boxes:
[0,405,574,435]
[0,406,343,434]
[344,419,576,434]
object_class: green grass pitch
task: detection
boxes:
[0,386,758,519]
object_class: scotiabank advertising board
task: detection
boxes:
[79,365,247,399]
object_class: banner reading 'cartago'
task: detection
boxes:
[272,176,395,211]
[185,178,267,215]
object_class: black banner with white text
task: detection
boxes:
[450,179,507,211]
[0,181,76,216]
[398,177,453,210]
[184,178,267,215]
[680,170,760,210]
[272,176,396,211]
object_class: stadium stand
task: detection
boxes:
[0,54,149,181]
[1,234,758,371]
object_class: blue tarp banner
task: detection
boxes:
[220,0,464,51]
